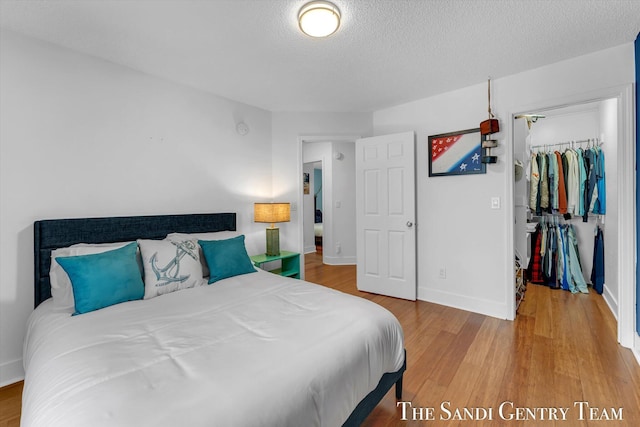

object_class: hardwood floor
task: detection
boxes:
[304,252,640,427]
[0,381,22,427]
[3,254,639,426]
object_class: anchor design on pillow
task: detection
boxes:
[150,240,199,286]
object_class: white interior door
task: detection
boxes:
[356,132,416,300]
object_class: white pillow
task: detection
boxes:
[137,239,206,299]
[50,242,134,313]
[166,231,239,276]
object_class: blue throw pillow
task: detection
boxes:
[199,235,256,284]
[56,242,144,315]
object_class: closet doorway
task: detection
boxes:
[511,87,635,349]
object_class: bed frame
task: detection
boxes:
[33,212,405,426]
[34,212,237,308]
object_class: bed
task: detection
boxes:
[24,212,405,427]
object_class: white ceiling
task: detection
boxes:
[1,0,639,112]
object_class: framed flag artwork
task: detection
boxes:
[428,128,485,177]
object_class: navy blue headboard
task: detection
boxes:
[33,212,236,308]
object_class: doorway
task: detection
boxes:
[299,136,359,279]
[510,85,635,349]
[303,161,323,255]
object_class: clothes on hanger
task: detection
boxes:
[528,144,606,221]
[529,153,540,215]
[591,225,605,295]
[527,225,544,284]
[555,151,568,214]
[527,220,589,294]
[592,147,606,215]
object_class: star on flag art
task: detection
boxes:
[428,128,485,176]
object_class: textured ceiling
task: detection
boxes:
[1,0,639,112]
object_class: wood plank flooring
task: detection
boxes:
[0,381,22,427]
[2,253,639,427]
[304,252,640,427]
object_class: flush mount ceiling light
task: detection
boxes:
[298,1,341,38]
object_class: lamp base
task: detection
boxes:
[266,227,280,256]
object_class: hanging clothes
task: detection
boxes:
[539,152,550,212]
[529,144,606,220]
[526,141,607,295]
[543,224,559,289]
[565,149,580,216]
[591,226,605,295]
[565,224,589,293]
[527,225,544,284]
[528,220,588,293]
[529,153,540,215]
[576,148,587,217]
[583,148,595,222]
[555,151,568,214]
[592,147,606,215]
[547,151,558,211]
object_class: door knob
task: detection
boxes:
[406,221,413,228]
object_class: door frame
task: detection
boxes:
[302,159,324,254]
[297,135,361,278]
[506,84,636,350]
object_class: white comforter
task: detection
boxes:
[22,270,404,427]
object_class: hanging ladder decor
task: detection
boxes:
[481,78,499,164]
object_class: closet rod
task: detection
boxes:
[531,137,602,150]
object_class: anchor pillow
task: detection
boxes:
[137,239,206,299]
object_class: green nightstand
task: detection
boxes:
[250,251,300,279]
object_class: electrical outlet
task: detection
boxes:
[439,267,446,279]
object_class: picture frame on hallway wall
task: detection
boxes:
[303,173,310,194]
[428,128,485,177]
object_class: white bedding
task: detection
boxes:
[22,270,404,427]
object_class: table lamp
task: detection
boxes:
[254,203,290,256]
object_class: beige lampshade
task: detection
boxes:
[254,203,291,227]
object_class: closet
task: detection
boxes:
[513,99,618,313]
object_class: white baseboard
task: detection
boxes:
[304,245,317,254]
[0,358,24,387]
[601,284,618,320]
[323,255,356,265]
[418,286,509,320]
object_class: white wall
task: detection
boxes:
[0,30,273,385]
[373,43,635,320]
[330,142,356,264]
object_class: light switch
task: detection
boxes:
[491,197,501,209]
[335,200,341,208]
